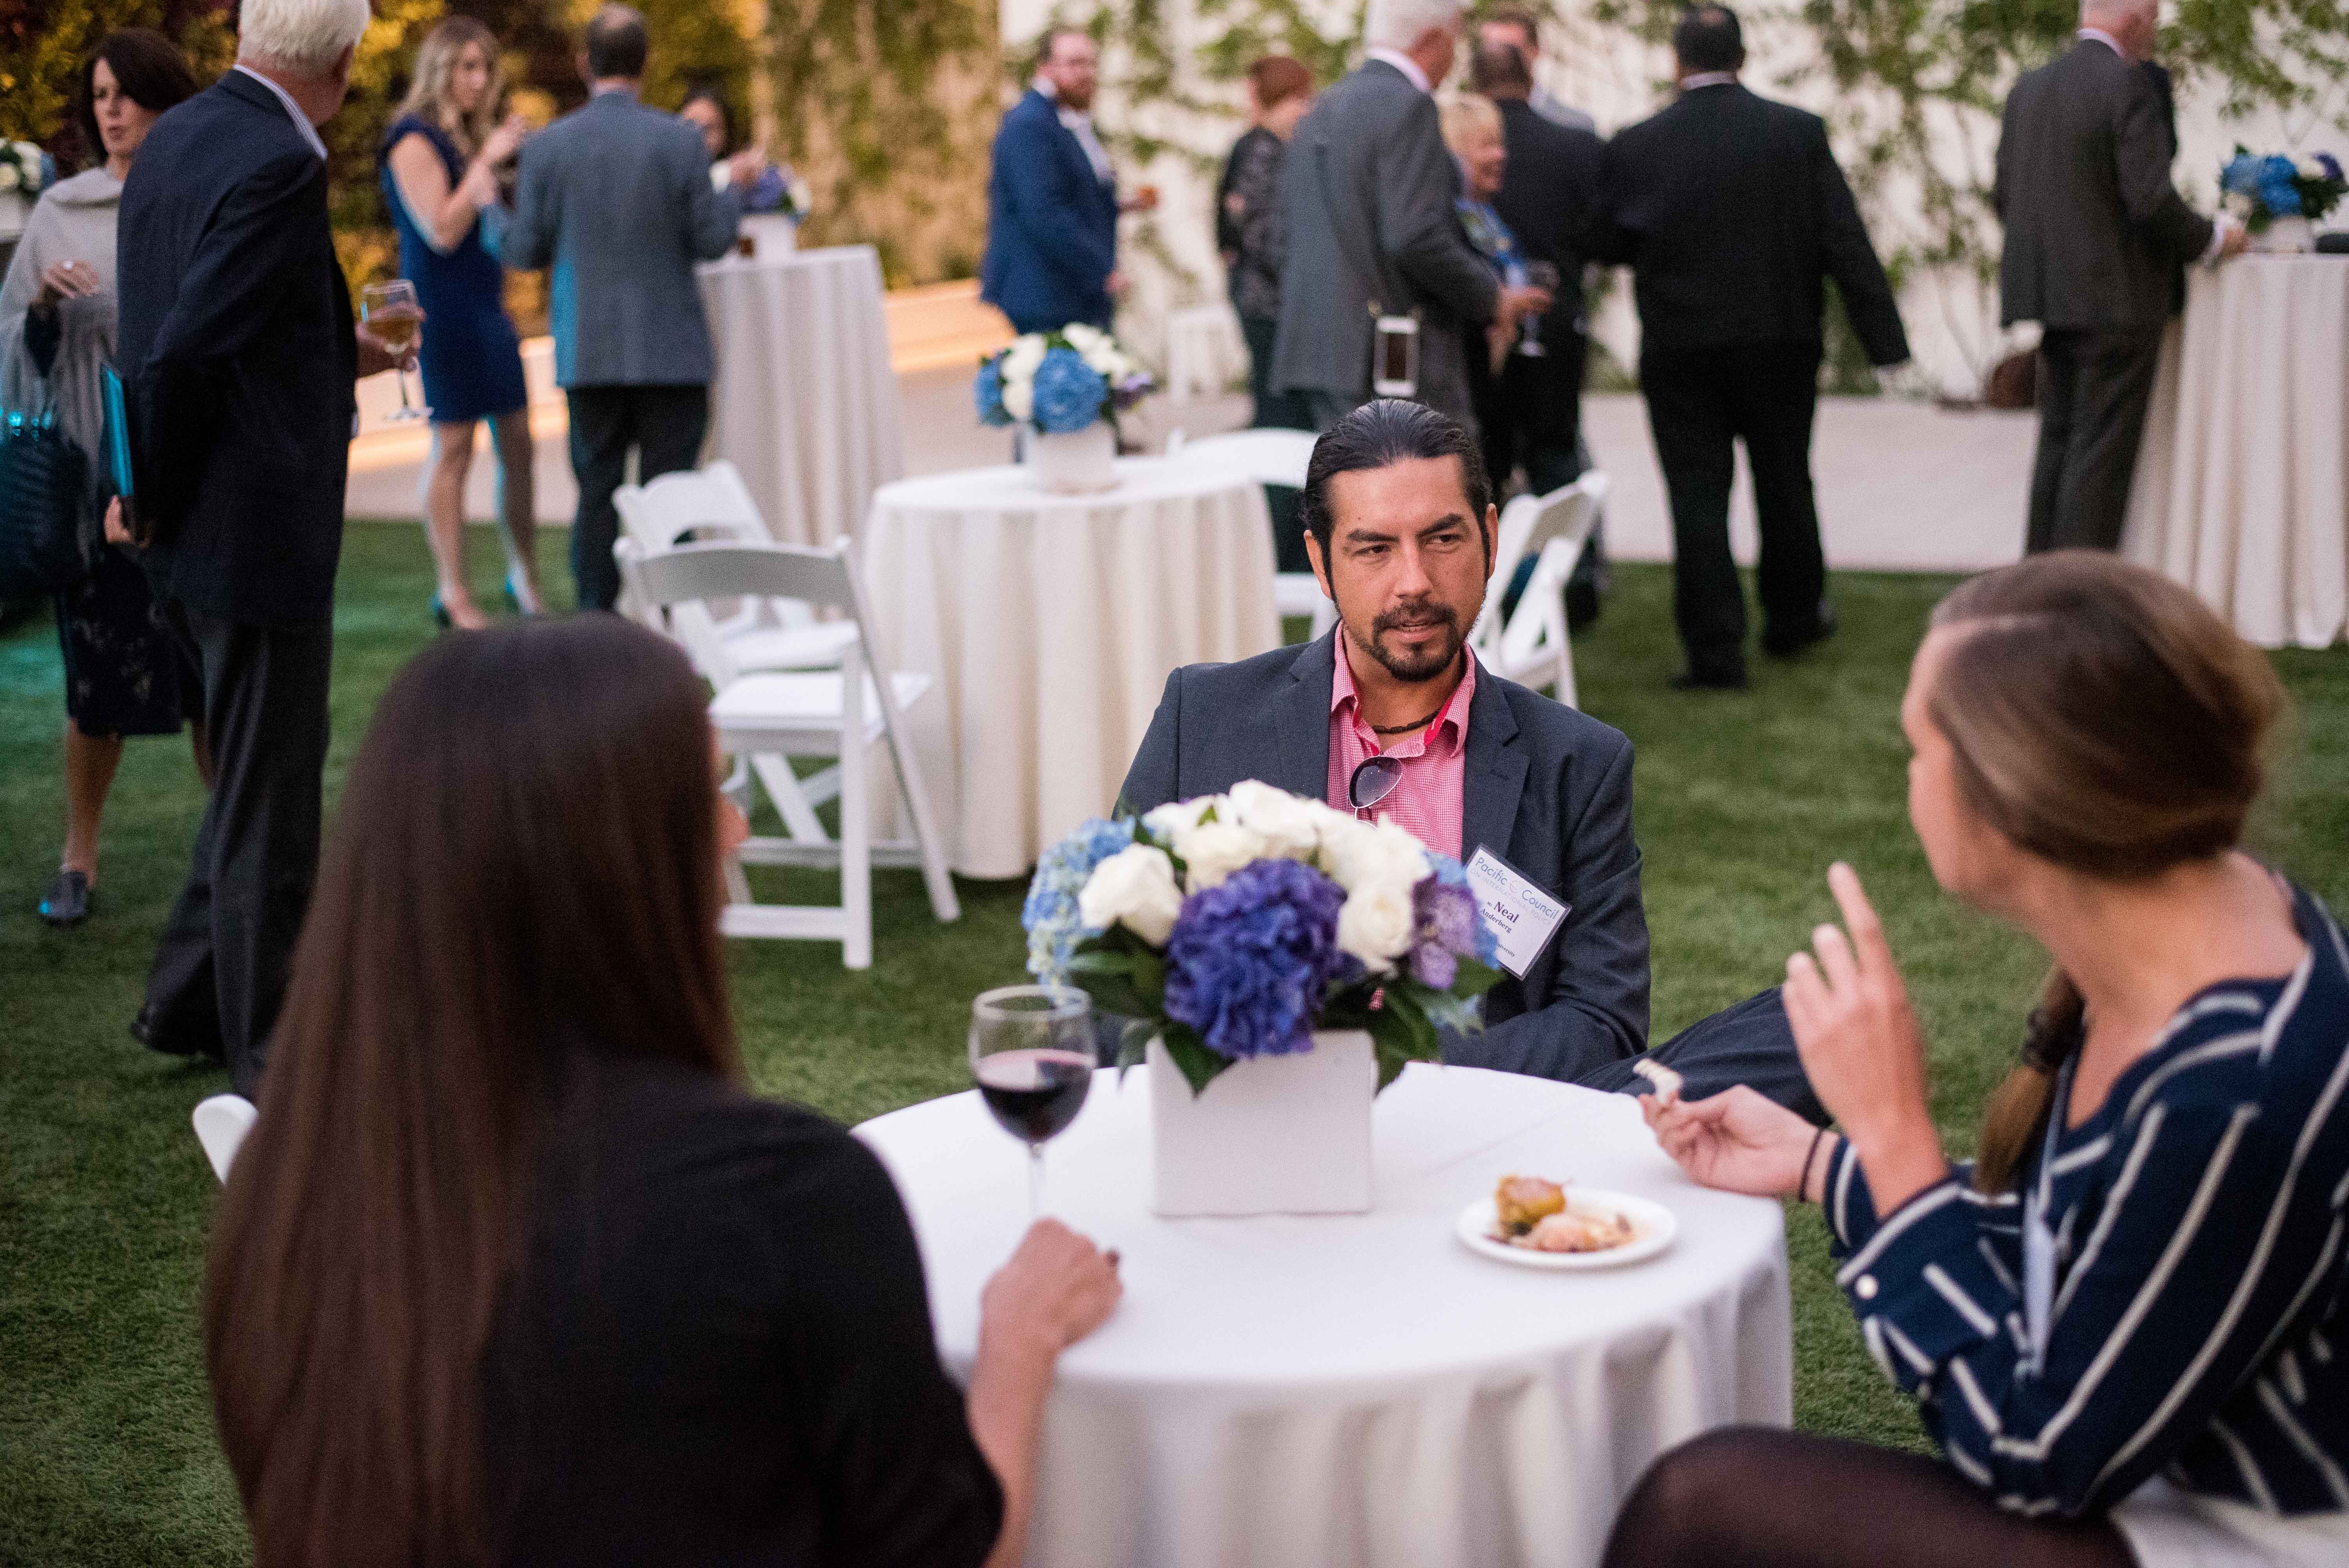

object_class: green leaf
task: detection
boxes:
[1448,957,1504,1001]
[1417,987,1485,1038]
[1158,1022,1230,1097]
[1363,1006,1422,1092]
[1114,1017,1157,1082]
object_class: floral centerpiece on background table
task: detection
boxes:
[2221,146,2344,251]
[976,324,1155,493]
[1022,780,1501,1095]
[0,141,49,239]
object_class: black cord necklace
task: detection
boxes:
[1370,706,1444,735]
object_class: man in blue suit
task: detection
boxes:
[980,30,1150,335]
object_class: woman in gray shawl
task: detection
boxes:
[0,29,205,927]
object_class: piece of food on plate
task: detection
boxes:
[1523,1205,1638,1253]
[1494,1174,1566,1236]
[1631,1058,1684,1108]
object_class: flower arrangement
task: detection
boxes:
[2221,145,2345,230]
[1021,781,1501,1095]
[0,141,47,198]
[975,323,1155,435]
[740,161,815,220]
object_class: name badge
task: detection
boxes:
[1464,848,1569,979]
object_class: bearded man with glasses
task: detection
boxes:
[1121,400,1815,1112]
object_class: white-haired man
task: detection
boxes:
[1995,0,2246,553]
[114,0,406,1093]
[1270,0,1551,435]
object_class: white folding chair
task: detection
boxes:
[1164,302,1246,403]
[193,1093,257,1184]
[615,536,959,968]
[1176,428,1336,638]
[1470,470,1609,709]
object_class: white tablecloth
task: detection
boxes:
[861,458,1282,878]
[697,244,904,547]
[2123,257,2349,648]
[857,1064,1792,1568]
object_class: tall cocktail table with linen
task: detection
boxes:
[697,244,904,547]
[860,458,1281,878]
[857,1063,1792,1568]
[2123,256,2349,648]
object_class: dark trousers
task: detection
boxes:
[566,384,710,612]
[2026,327,2164,553]
[1239,312,1314,431]
[1475,330,1590,501]
[1641,341,1828,678]
[142,602,333,1096]
[1580,987,1825,1126]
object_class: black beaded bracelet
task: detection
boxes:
[1800,1126,1830,1203]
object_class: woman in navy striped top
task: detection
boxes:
[1608,552,2349,1568]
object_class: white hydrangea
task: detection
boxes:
[1336,881,1417,971]
[1142,795,1218,844]
[1175,820,1270,891]
[0,164,19,194]
[1078,843,1183,946]
[2299,156,2329,181]
[1224,779,1326,861]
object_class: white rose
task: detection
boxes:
[2299,157,2328,181]
[1174,819,1270,890]
[1142,795,1216,844]
[1002,374,1034,422]
[1061,323,1104,351]
[1078,844,1183,946]
[0,164,18,193]
[1224,779,1325,861]
[1337,882,1417,971]
[1319,816,1430,897]
[1004,335,1047,378]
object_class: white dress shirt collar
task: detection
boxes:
[233,64,328,162]
[1367,48,1433,96]
[2076,27,2127,56]
[1678,71,1739,91]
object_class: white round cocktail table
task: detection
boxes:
[859,457,1282,879]
[856,1062,1792,1568]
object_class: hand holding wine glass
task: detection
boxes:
[360,279,430,421]
[1518,261,1561,356]
[971,985,1097,1216]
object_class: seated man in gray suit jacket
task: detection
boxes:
[505,5,759,611]
[1122,401,1816,1115]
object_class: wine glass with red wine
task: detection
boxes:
[970,985,1095,1217]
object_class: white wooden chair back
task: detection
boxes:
[1176,427,1317,488]
[1471,470,1609,709]
[1164,303,1246,402]
[614,462,813,651]
[193,1093,258,1184]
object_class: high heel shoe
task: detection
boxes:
[504,567,542,616]
[430,594,452,631]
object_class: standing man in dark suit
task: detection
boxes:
[1120,400,1818,1115]
[1271,0,1550,435]
[505,5,756,613]
[1467,42,1602,506]
[1995,0,2244,553]
[980,30,1152,335]
[111,0,405,1094]
[1589,5,1909,691]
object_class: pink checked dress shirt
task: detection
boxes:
[1325,640,1474,860]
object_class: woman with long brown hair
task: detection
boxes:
[1611,552,2348,1567]
[206,615,1119,1566]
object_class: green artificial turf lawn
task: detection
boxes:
[4,521,2345,1563]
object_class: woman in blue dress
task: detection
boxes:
[381,17,539,629]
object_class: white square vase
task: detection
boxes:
[739,212,798,257]
[1148,1029,1375,1217]
[1028,422,1119,494]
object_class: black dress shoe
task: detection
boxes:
[1672,666,1748,691]
[38,869,91,926]
[1763,602,1838,657]
[132,1003,222,1060]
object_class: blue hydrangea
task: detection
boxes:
[1022,816,1136,982]
[1030,346,1109,435]
[1407,855,1499,989]
[2260,176,2304,217]
[1164,859,1358,1060]
[975,358,1013,428]
[2222,153,2265,196]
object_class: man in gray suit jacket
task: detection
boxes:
[506,5,759,610]
[1270,0,1549,435]
[1122,401,1818,1114]
[1995,0,2244,553]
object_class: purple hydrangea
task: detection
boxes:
[1408,857,1500,990]
[1164,858,1358,1059]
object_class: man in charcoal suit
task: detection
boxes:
[1588,4,1909,691]
[1995,0,2244,553]
[506,5,756,613]
[1119,401,1818,1117]
[114,0,406,1093]
[1270,0,1550,436]
[981,29,1147,336]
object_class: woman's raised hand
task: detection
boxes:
[1642,1085,1820,1197]
[1784,863,1947,1211]
[481,112,529,167]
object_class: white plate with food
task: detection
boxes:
[1456,1175,1677,1270]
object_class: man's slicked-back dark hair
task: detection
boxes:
[1299,399,1494,556]
[1673,4,1744,72]
[585,4,649,79]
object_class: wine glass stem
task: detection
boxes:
[398,363,414,415]
[1028,1143,1045,1218]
